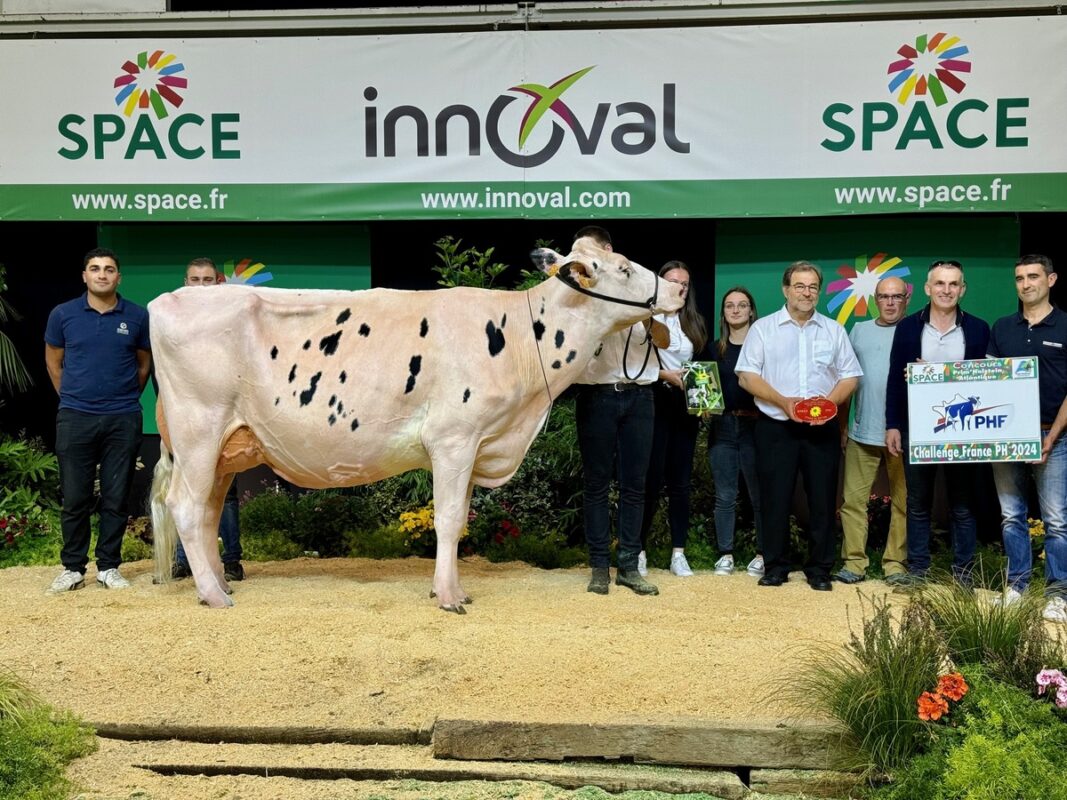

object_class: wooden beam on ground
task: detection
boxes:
[93,723,431,746]
[138,761,749,798]
[432,720,844,770]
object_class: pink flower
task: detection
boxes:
[1057,687,1067,709]
[1036,669,1066,693]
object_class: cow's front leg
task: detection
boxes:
[430,475,473,613]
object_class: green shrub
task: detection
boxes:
[241,529,304,561]
[789,595,947,775]
[240,484,297,536]
[871,670,1067,800]
[0,669,96,800]
[345,525,412,560]
[916,579,1066,691]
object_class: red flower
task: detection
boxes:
[0,518,7,529]
[917,691,950,721]
[937,673,969,702]
[493,532,505,544]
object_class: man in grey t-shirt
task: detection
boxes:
[835,276,909,584]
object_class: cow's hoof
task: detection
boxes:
[429,590,436,598]
[462,595,473,604]
[197,593,235,608]
[439,603,467,615]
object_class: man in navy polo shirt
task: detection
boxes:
[988,254,1067,623]
[44,248,151,594]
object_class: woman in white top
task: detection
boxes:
[639,261,709,577]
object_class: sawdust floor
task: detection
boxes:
[2,557,891,799]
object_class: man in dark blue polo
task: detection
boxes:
[44,248,151,593]
[988,254,1067,623]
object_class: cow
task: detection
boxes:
[149,237,684,612]
[942,394,981,431]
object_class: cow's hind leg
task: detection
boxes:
[169,461,233,608]
[430,469,474,613]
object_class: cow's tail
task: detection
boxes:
[151,440,178,584]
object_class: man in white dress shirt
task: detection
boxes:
[736,261,862,591]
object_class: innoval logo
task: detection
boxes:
[57,49,240,161]
[820,31,1028,152]
[363,65,690,167]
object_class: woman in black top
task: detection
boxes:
[709,287,764,577]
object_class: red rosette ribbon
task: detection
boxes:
[793,397,837,423]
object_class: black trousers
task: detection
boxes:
[641,382,699,550]
[575,383,654,571]
[55,408,142,573]
[754,414,839,581]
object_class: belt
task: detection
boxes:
[588,381,649,392]
[725,409,758,417]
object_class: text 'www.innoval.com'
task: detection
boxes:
[420,186,632,210]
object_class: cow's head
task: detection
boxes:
[531,238,684,315]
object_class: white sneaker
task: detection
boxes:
[991,587,1023,608]
[747,555,765,577]
[713,554,734,576]
[96,568,131,590]
[670,552,694,577]
[1044,596,1067,623]
[47,569,85,594]
[637,551,648,578]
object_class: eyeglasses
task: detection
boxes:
[724,302,750,311]
[930,260,962,269]
[790,283,820,294]
[876,293,907,302]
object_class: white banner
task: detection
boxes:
[907,359,1042,463]
[1,17,1065,219]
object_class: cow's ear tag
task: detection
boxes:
[546,264,561,277]
[577,275,593,288]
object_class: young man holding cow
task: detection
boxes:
[573,225,665,596]
[44,248,151,594]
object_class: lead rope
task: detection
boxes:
[622,322,655,382]
[527,291,555,435]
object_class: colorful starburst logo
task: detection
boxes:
[887,33,970,106]
[113,50,187,119]
[826,253,911,325]
[510,66,595,148]
[222,258,273,286]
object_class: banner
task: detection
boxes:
[1,17,1066,220]
[906,359,1041,463]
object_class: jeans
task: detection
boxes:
[839,439,907,576]
[55,408,142,574]
[708,414,762,554]
[992,431,1067,598]
[641,383,699,550]
[576,384,654,571]
[900,432,977,579]
[175,479,242,566]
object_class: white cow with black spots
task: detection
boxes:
[149,237,683,612]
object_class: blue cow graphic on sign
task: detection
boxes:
[933,393,1009,433]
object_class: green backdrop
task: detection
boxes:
[98,222,372,432]
[713,216,1020,333]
